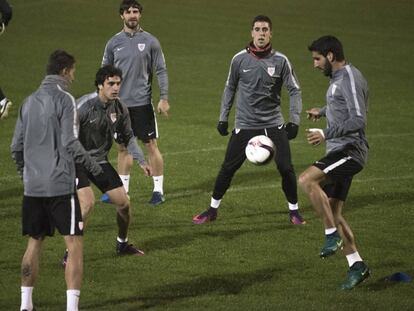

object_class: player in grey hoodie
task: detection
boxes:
[299,35,370,290]
[11,50,102,311]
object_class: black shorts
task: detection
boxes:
[313,151,363,201]
[76,163,123,193]
[22,194,83,238]
[128,104,158,143]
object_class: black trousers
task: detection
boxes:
[212,126,298,204]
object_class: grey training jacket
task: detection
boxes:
[76,92,146,165]
[102,29,168,107]
[320,64,369,166]
[220,48,302,129]
[10,75,102,197]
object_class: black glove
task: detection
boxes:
[285,122,299,140]
[217,121,229,136]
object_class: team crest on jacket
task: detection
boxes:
[267,67,275,76]
[138,43,145,51]
[110,113,117,123]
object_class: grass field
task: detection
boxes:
[1,0,414,310]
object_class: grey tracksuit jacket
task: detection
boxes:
[320,64,369,166]
[220,48,302,129]
[10,75,102,197]
[76,92,146,165]
[102,28,168,107]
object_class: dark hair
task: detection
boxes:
[308,35,345,62]
[119,0,143,15]
[46,50,75,75]
[251,15,272,30]
[95,65,123,90]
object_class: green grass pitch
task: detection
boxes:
[0,0,413,310]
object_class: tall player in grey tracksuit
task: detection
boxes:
[11,50,102,311]
[101,0,169,205]
[193,15,305,225]
[299,35,370,290]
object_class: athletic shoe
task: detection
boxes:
[320,232,343,258]
[61,249,68,268]
[101,193,112,204]
[0,99,11,119]
[116,241,145,256]
[341,261,371,290]
[192,208,217,225]
[149,191,165,205]
[289,210,306,225]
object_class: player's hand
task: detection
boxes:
[217,121,229,136]
[285,122,299,140]
[306,128,325,146]
[140,163,152,176]
[306,108,322,122]
[157,99,169,117]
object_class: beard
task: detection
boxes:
[125,19,138,30]
[323,61,333,77]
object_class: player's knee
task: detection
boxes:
[117,201,130,214]
[298,172,312,191]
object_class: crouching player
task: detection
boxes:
[63,65,151,265]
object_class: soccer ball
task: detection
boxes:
[245,135,275,165]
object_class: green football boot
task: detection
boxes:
[341,261,370,290]
[320,233,343,258]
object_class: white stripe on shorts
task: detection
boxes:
[323,156,352,174]
[153,106,159,139]
[70,195,75,235]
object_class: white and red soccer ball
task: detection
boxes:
[245,135,275,165]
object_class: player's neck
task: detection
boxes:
[123,25,141,34]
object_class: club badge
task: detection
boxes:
[138,43,145,51]
[267,67,275,76]
[110,113,117,123]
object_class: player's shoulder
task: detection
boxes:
[273,51,291,63]
[106,31,126,44]
[77,92,98,110]
[231,49,248,62]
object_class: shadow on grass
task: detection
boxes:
[83,266,281,310]
[366,269,414,291]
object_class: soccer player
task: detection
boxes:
[193,15,305,225]
[101,0,169,205]
[11,50,103,311]
[72,65,151,258]
[299,35,370,289]
[0,0,13,119]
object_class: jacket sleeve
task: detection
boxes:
[152,38,169,100]
[219,55,239,122]
[281,57,302,125]
[115,102,146,165]
[10,102,25,176]
[323,72,368,139]
[61,93,103,176]
[101,40,114,66]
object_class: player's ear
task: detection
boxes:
[98,84,103,90]
[327,52,334,62]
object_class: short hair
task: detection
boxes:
[119,0,143,15]
[46,50,75,75]
[308,35,345,62]
[95,65,123,90]
[251,15,272,30]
